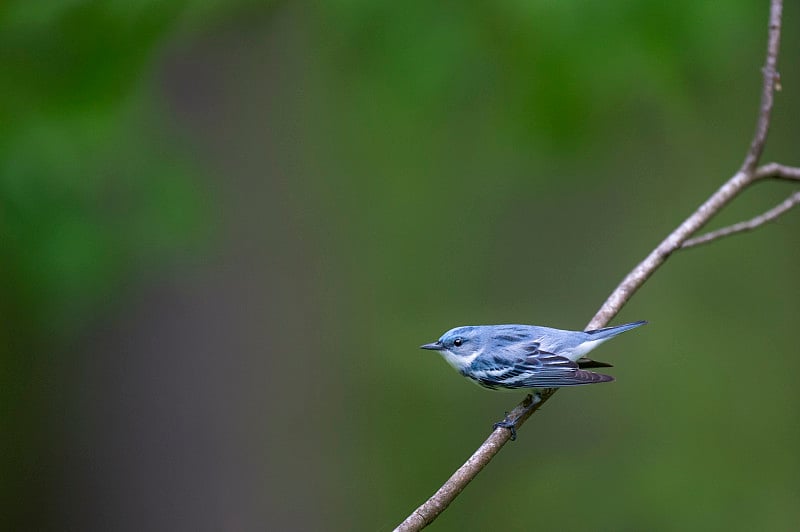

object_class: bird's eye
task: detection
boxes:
[453,337,463,347]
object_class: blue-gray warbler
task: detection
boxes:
[421,320,646,438]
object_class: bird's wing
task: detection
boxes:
[470,342,613,389]
[515,351,614,387]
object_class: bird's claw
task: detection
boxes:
[493,412,518,441]
[492,394,543,441]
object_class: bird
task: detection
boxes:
[420,320,646,439]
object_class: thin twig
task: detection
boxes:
[740,0,783,174]
[756,162,800,181]
[395,2,785,530]
[681,190,800,249]
[680,163,800,248]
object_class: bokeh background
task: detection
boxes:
[2,1,799,530]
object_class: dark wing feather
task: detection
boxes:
[577,358,614,369]
[469,344,613,389]
[512,350,614,388]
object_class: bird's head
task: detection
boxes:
[421,326,484,370]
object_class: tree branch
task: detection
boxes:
[680,163,800,248]
[395,2,787,530]
[681,190,800,249]
[740,0,783,174]
[756,162,800,181]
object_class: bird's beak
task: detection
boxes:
[420,342,443,351]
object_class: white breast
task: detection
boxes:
[440,348,482,372]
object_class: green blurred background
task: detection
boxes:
[2,1,799,530]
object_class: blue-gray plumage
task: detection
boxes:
[421,321,646,390]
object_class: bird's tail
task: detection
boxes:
[585,320,647,340]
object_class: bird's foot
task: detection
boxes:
[491,393,543,442]
[493,413,518,441]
